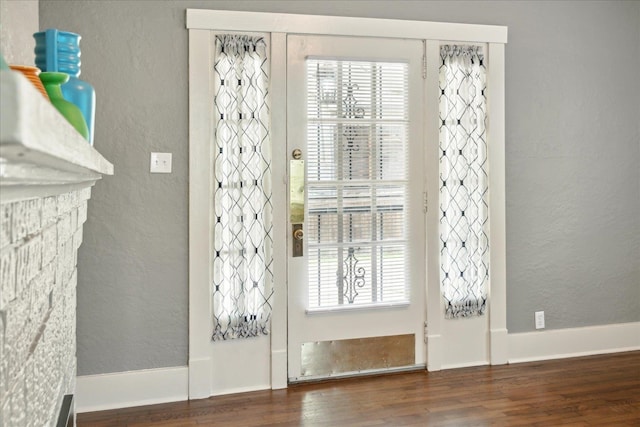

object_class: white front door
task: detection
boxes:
[286,35,427,381]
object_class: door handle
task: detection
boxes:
[292,224,304,257]
[290,158,305,224]
[290,149,305,257]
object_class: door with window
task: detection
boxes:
[287,35,426,381]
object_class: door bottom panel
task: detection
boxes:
[299,334,415,378]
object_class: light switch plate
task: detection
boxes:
[535,311,545,329]
[150,152,172,173]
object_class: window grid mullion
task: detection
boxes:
[306,58,409,309]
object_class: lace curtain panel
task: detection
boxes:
[212,35,273,340]
[439,45,489,318]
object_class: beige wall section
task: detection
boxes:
[0,0,39,65]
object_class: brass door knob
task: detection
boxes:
[293,229,304,240]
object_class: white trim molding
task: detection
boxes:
[487,43,508,367]
[1,71,113,203]
[267,31,289,391]
[187,28,215,400]
[75,367,189,413]
[186,9,507,43]
[490,328,509,365]
[188,357,212,399]
[508,322,640,364]
[187,8,508,394]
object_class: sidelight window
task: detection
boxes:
[211,34,273,340]
[439,45,489,318]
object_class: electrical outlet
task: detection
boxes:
[535,311,545,329]
[150,152,172,173]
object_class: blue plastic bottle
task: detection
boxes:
[34,29,95,145]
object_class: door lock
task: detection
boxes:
[292,224,303,257]
[291,148,304,257]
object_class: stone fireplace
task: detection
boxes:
[0,70,112,426]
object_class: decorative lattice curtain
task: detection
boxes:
[212,35,273,340]
[439,45,489,318]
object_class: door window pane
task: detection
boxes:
[306,59,410,309]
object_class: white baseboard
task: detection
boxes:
[441,360,489,370]
[508,321,640,364]
[210,383,270,397]
[75,322,640,413]
[76,366,188,413]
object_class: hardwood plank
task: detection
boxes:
[78,351,640,426]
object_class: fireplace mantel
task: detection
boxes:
[1,70,113,201]
[0,69,113,426]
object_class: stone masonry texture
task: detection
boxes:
[0,187,91,427]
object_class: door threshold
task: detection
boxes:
[288,364,426,385]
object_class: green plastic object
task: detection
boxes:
[39,71,89,140]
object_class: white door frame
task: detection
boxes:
[187,9,507,399]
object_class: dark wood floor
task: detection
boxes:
[78,351,640,426]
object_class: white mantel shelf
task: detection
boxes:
[0,70,113,202]
[0,69,113,426]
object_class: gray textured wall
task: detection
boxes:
[0,0,38,65]
[39,0,640,375]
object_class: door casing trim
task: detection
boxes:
[187,8,508,398]
[186,9,507,43]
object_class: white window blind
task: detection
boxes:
[306,59,410,309]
